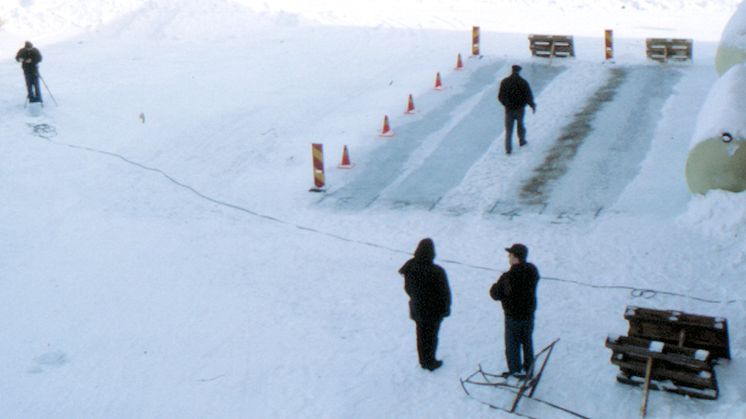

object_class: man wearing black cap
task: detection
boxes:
[490,243,540,378]
[497,65,536,154]
[15,41,43,103]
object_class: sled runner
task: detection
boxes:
[461,338,589,418]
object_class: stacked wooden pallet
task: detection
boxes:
[605,306,730,415]
[646,38,693,62]
[529,34,575,58]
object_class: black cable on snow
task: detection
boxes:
[30,127,743,306]
[30,129,415,255]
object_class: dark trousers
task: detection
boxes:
[504,108,526,153]
[24,71,42,103]
[415,319,442,366]
[504,316,534,374]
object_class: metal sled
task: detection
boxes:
[461,338,589,419]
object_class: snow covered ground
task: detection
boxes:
[0,0,745,418]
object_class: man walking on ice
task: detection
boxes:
[498,65,536,155]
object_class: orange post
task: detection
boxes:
[310,143,325,192]
[434,72,442,90]
[405,94,415,114]
[472,26,480,56]
[605,29,614,60]
[339,145,354,169]
[380,115,393,137]
[456,53,464,70]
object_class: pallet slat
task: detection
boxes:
[626,306,730,359]
[605,335,719,399]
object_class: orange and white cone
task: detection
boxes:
[380,115,393,137]
[434,72,443,90]
[456,53,463,70]
[405,94,415,114]
[339,145,354,168]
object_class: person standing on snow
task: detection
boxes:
[15,41,43,103]
[399,238,452,371]
[490,243,540,378]
[498,65,536,155]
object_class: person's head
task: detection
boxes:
[24,41,33,49]
[414,238,435,263]
[505,243,528,265]
[511,64,522,74]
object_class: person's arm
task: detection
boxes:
[441,270,452,317]
[490,274,509,301]
[526,81,536,112]
[497,80,507,106]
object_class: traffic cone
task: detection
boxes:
[405,94,415,114]
[456,53,463,70]
[435,72,442,90]
[380,115,393,137]
[339,145,354,168]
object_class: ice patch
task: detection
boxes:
[28,350,69,374]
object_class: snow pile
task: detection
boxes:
[0,0,145,34]
[691,62,746,146]
[718,0,746,51]
[681,190,746,238]
[1,0,739,42]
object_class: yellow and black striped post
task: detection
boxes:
[310,143,325,192]
[472,26,480,56]
[605,29,614,60]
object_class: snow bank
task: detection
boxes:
[0,0,146,34]
[685,62,746,195]
[691,63,746,147]
[680,189,746,238]
[1,0,738,44]
[95,0,295,42]
[716,0,746,75]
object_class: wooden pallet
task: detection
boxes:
[529,34,575,58]
[625,306,730,359]
[606,335,718,400]
[646,38,693,62]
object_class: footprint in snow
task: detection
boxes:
[28,350,69,374]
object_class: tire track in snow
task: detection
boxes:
[489,65,683,219]
[518,67,629,206]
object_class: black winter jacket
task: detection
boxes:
[399,239,452,323]
[16,47,42,74]
[490,262,539,320]
[498,73,535,110]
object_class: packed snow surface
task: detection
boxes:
[0,0,745,418]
